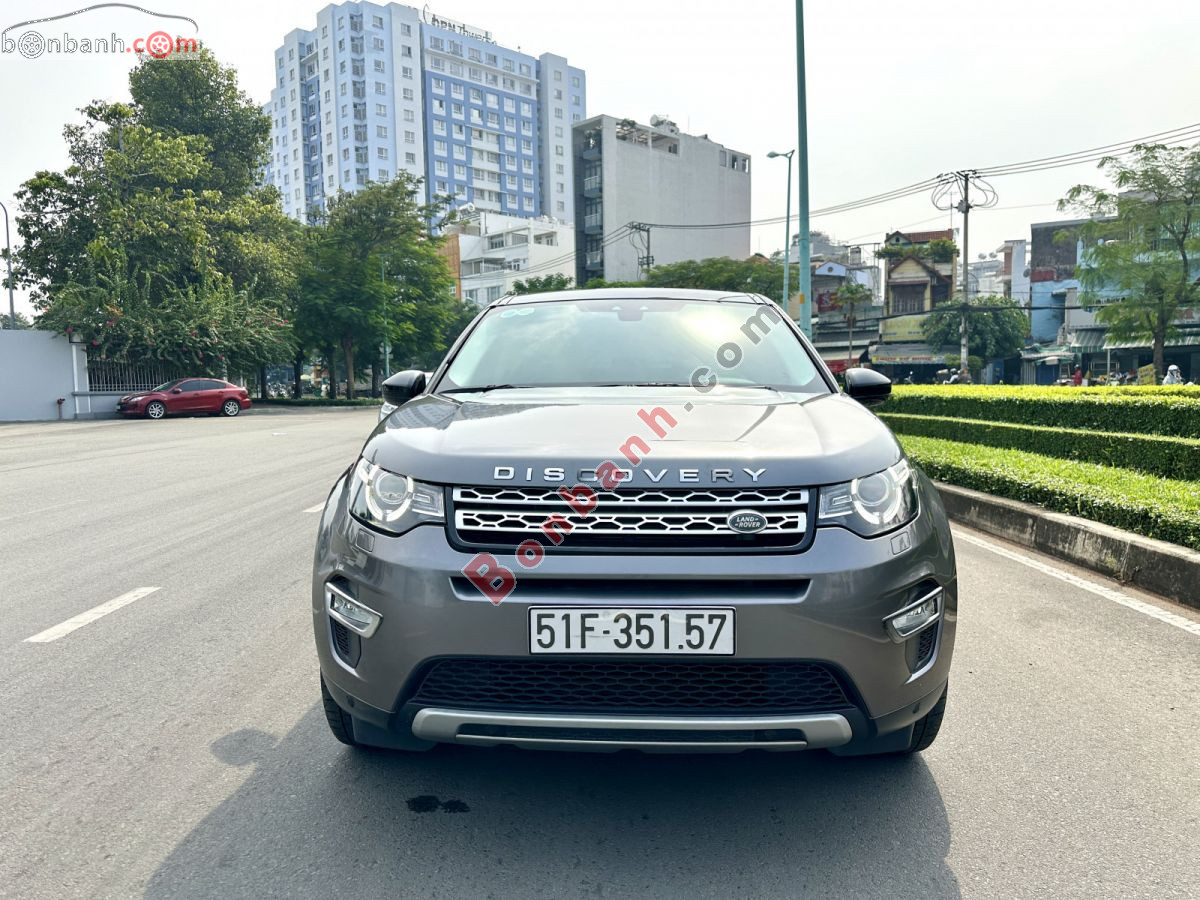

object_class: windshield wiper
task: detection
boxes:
[439,383,532,394]
[587,381,695,388]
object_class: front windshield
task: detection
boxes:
[151,380,182,392]
[439,297,828,395]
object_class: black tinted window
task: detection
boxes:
[203,380,228,390]
[179,380,207,392]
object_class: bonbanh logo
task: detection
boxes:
[2,3,202,61]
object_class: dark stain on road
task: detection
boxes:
[407,795,471,813]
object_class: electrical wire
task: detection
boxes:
[978,124,1200,177]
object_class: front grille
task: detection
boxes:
[411,659,850,714]
[448,485,810,552]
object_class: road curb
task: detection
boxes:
[934,481,1200,610]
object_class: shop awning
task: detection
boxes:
[1102,328,1200,351]
[870,343,944,365]
[1068,329,1107,352]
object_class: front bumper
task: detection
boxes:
[312,472,957,753]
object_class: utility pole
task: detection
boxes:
[768,150,796,314]
[381,259,392,382]
[959,171,971,380]
[795,0,812,338]
[932,170,997,383]
[846,296,855,371]
[630,222,653,278]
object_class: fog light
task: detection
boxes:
[326,583,382,638]
[885,588,941,642]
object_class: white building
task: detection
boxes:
[573,114,751,284]
[441,210,575,305]
[998,238,1030,305]
[265,4,426,222]
[263,2,586,223]
[968,255,1005,297]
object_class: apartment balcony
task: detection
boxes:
[582,174,602,198]
[583,212,603,234]
[585,250,604,269]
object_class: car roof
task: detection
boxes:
[493,288,770,306]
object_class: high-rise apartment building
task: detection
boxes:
[263,3,585,224]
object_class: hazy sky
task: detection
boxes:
[3,0,1199,317]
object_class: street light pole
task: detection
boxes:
[381,258,392,380]
[0,200,15,329]
[767,150,794,316]
[795,0,812,338]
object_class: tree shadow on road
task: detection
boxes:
[145,706,960,899]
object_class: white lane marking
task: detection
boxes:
[24,587,162,643]
[304,502,326,513]
[954,530,1200,638]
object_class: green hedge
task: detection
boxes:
[882,413,1200,481]
[881,385,1200,438]
[255,397,382,407]
[900,435,1200,551]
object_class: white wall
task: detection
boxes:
[588,116,752,283]
[0,330,80,422]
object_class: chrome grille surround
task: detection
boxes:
[448,485,811,552]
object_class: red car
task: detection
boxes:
[116,378,252,419]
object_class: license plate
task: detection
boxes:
[529,607,734,655]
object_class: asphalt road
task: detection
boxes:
[1,409,1197,899]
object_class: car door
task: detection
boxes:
[168,380,207,412]
[201,379,231,412]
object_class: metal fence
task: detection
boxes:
[86,360,181,393]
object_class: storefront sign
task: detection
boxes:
[880,314,929,343]
[1137,363,1157,385]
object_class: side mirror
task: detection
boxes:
[382,370,427,407]
[844,367,891,406]
[171,387,183,394]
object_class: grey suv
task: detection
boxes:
[313,289,956,755]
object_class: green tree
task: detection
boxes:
[511,273,573,294]
[830,281,873,367]
[1,310,31,329]
[642,256,798,298]
[15,55,296,373]
[922,294,1028,363]
[129,48,269,196]
[1062,142,1200,379]
[297,177,455,398]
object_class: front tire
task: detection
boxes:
[903,684,947,753]
[145,401,166,420]
[220,399,241,417]
[320,676,360,746]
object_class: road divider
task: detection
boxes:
[24,587,162,643]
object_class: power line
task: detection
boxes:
[977,122,1200,177]
[466,120,1200,287]
[636,120,1200,234]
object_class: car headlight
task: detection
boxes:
[126,395,144,403]
[348,459,444,536]
[817,459,918,537]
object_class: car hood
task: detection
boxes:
[363,387,900,488]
